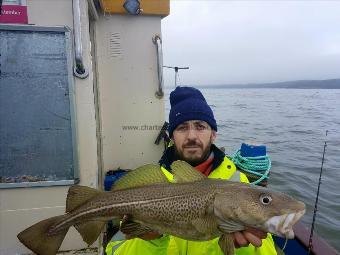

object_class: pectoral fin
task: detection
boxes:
[219,234,235,255]
[217,220,245,233]
[192,216,218,234]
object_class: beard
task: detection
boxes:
[174,139,213,166]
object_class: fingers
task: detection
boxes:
[243,231,262,247]
[246,228,267,240]
[233,229,267,248]
[233,232,248,248]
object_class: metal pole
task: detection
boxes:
[163,66,189,88]
[153,35,164,98]
[73,0,89,79]
[175,67,179,87]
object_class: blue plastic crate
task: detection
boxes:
[240,143,266,158]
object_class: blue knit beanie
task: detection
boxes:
[168,86,217,137]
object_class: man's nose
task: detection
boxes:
[186,127,198,139]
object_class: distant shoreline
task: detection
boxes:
[167,78,340,89]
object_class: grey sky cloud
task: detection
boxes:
[161,1,340,87]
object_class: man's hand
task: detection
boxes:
[232,229,267,248]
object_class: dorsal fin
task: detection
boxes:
[112,164,169,191]
[170,160,206,183]
[66,185,101,213]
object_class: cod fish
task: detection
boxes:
[17,161,305,255]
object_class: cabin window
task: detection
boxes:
[0,25,78,188]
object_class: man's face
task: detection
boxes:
[172,120,217,165]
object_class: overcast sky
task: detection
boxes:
[161,1,340,87]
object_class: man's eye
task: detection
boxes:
[177,126,188,131]
[196,124,206,131]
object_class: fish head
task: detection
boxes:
[213,183,305,238]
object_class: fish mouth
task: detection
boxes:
[264,209,306,239]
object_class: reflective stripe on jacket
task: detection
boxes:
[106,157,277,255]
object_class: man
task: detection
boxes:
[106,86,277,254]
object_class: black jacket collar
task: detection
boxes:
[159,144,225,172]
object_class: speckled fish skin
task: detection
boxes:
[51,179,305,241]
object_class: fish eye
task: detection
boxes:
[260,194,272,205]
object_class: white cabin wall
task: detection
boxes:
[94,15,165,173]
[0,0,98,254]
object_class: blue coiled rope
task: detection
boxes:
[231,149,271,186]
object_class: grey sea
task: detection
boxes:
[165,88,340,251]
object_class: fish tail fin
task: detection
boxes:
[17,215,69,255]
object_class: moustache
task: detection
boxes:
[183,141,202,148]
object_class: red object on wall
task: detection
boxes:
[0,5,28,24]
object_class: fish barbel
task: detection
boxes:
[17,161,305,255]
